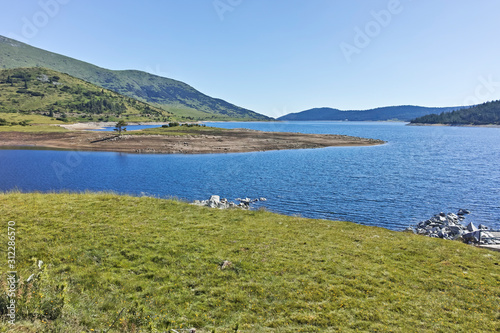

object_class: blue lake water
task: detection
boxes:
[92,125,162,131]
[1,121,499,230]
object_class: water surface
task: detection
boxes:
[1,121,499,230]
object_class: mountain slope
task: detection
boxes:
[278,105,465,122]
[0,67,171,123]
[0,35,270,121]
[410,100,500,125]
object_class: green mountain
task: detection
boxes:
[0,67,172,123]
[278,105,465,122]
[410,100,500,125]
[0,35,271,121]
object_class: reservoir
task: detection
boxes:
[1,121,499,230]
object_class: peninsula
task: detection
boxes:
[0,125,384,154]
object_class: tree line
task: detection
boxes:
[411,100,500,125]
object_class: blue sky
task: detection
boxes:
[1,0,500,117]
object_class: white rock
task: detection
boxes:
[209,195,220,204]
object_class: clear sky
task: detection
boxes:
[1,0,500,117]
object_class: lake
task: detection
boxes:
[92,124,163,131]
[1,121,499,230]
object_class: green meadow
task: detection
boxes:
[0,192,499,332]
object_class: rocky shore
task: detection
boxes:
[408,210,500,247]
[192,195,266,209]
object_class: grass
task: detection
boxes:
[0,124,68,133]
[0,192,499,332]
[0,112,68,132]
[0,113,63,125]
[129,125,229,136]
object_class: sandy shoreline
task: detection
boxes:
[0,128,384,154]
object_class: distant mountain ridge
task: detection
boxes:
[410,100,500,125]
[0,35,270,121]
[278,105,466,122]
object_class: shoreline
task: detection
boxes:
[59,121,174,131]
[0,128,385,154]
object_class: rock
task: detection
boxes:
[209,195,220,204]
[259,197,267,201]
[466,222,478,232]
[192,195,265,210]
[219,260,232,270]
[449,226,464,235]
[217,202,228,209]
[463,231,481,243]
[408,209,495,245]
[457,209,471,216]
[403,227,414,233]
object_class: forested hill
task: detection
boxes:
[410,100,500,125]
[0,35,270,121]
[0,67,172,123]
[278,105,463,122]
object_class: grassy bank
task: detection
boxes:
[0,192,498,332]
[129,125,229,136]
[0,124,68,133]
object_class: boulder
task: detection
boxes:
[449,226,464,235]
[463,231,481,243]
[457,209,471,216]
[466,222,478,232]
[217,202,229,209]
[209,195,220,204]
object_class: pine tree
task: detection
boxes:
[114,120,128,136]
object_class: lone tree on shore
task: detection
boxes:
[114,120,127,136]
